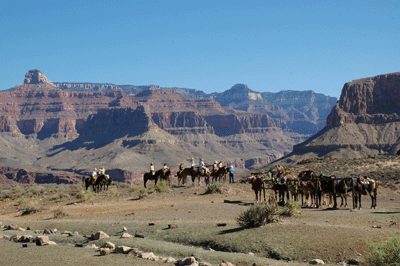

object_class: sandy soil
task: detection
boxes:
[1,178,400,266]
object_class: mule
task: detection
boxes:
[352,176,378,209]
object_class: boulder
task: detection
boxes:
[219,263,235,266]
[101,242,116,250]
[140,252,156,260]
[178,257,198,266]
[121,232,132,238]
[36,236,50,246]
[309,259,325,265]
[115,246,132,254]
[83,244,98,249]
[99,248,110,256]
[164,257,177,263]
[90,231,109,240]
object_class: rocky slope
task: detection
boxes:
[287,72,400,160]
[0,70,315,182]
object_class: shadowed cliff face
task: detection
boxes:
[289,72,400,160]
[327,73,400,127]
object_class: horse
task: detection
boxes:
[191,167,211,186]
[177,168,192,186]
[352,176,378,209]
[159,169,172,186]
[298,170,319,207]
[211,166,228,183]
[336,178,352,208]
[286,175,299,201]
[143,169,163,188]
[249,175,265,202]
[93,174,110,193]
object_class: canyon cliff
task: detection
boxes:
[0,70,337,183]
[289,72,400,160]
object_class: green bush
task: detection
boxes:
[76,190,96,202]
[236,202,278,228]
[130,184,142,192]
[138,187,148,199]
[368,235,400,266]
[280,200,301,217]
[108,187,118,196]
[205,182,222,194]
[155,181,169,193]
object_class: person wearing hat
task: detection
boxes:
[99,166,105,175]
[212,161,218,173]
[228,165,235,184]
[92,168,98,178]
[150,162,155,176]
[199,158,206,175]
[190,158,195,169]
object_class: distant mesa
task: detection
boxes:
[24,69,55,86]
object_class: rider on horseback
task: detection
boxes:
[150,162,155,176]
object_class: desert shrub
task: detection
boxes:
[21,200,42,215]
[155,181,169,193]
[138,187,148,199]
[367,235,400,266]
[237,202,278,228]
[14,185,24,194]
[130,184,142,192]
[53,207,68,218]
[114,182,130,189]
[205,182,222,194]
[280,200,301,217]
[76,190,96,201]
[108,187,118,196]
[18,197,30,206]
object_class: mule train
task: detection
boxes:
[144,164,231,188]
[248,169,378,210]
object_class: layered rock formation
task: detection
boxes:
[291,72,400,159]
[0,69,337,183]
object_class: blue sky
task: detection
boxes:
[1,0,399,98]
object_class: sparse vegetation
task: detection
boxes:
[205,182,222,194]
[138,187,148,199]
[280,200,301,217]
[130,184,142,192]
[368,235,400,266]
[21,199,42,215]
[53,206,68,218]
[236,202,278,228]
[76,190,96,202]
[108,187,118,196]
[155,181,169,193]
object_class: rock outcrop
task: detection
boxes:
[291,72,400,159]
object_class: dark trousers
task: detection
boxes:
[229,173,234,183]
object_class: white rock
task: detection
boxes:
[309,259,325,265]
[91,231,109,240]
[121,232,132,238]
[101,242,116,250]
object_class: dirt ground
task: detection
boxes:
[1,175,400,266]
